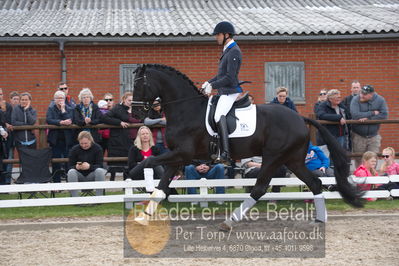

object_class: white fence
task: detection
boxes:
[0,176,398,208]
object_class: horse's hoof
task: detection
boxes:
[310,219,325,225]
[219,221,232,232]
[134,212,149,226]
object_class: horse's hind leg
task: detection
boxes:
[220,159,279,231]
[285,160,327,222]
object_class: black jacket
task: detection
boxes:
[0,102,12,124]
[68,143,103,176]
[316,100,350,137]
[342,95,355,116]
[46,104,75,147]
[101,103,134,158]
[127,145,161,170]
[73,103,103,143]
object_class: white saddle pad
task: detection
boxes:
[205,96,257,138]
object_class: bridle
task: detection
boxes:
[133,71,207,110]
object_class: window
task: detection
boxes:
[265,62,305,103]
[120,64,139,96]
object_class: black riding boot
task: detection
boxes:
[217,115,231,163]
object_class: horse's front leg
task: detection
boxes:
[139,150,189,195]
[134,150,189,225]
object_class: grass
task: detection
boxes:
[0,187,398,220]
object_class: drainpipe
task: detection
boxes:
[58,40,66,82]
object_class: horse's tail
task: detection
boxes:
[304,117,364,208]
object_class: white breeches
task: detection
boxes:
[214,93,240,123]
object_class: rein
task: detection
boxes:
[133,71,207,109]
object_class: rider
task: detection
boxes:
[202,21,242,162]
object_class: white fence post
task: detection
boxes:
[199,178,208,208]
[124,178,134,209]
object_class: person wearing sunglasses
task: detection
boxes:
[58,82,76,108]
[103,93,114,110]
[374,147,399,193]
[49,82,76,109]
[313,89,328,116]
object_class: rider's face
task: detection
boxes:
[215,33,225,45]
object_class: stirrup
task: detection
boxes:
[214,152,231,166]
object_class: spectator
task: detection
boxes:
[4,91,19,181]
[73,88,102,143]
[97,100,110,154]
[270,86,297,112]
[375,147,399,191]
[104,93,115,110]
[11,92,37,150]
[0,88,13,184]
[9,91,20,107]
[67,131,106,197]
[350,85,388,167]
[144,98,168,154]
[313,89,328,116]
[313,89,328,149]
[185,160,225,203]
[102,92,141,179]
[353,151,378,201]
[50,82,76,109]
[127,126,164,180]
[0,111,8,185]
[316,89,350,150]
[46,91,74,183]
[241,156,287,194]
[305,142,334,177]
[342,80,361,116]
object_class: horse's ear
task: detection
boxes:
[139,64,146,75]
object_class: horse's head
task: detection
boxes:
[133,64,159,103]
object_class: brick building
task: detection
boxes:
[0,0,398,148]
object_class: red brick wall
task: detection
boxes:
[0,40,398,149]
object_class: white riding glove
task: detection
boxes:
[201,81,209,89]
[204,82,213,94]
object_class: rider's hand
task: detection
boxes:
[0,129,8,139]
[204,83,213,95]
[201,81,209,89]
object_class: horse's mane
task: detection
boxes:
[144,64,204,96]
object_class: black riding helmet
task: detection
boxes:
[212,21,235,36]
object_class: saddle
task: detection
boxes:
[208,93,251,134]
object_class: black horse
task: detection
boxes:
[132,64,363,230]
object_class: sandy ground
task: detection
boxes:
[0,210,398,266]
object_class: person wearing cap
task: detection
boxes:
[201,21,242,162]
[350,85,388,167]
